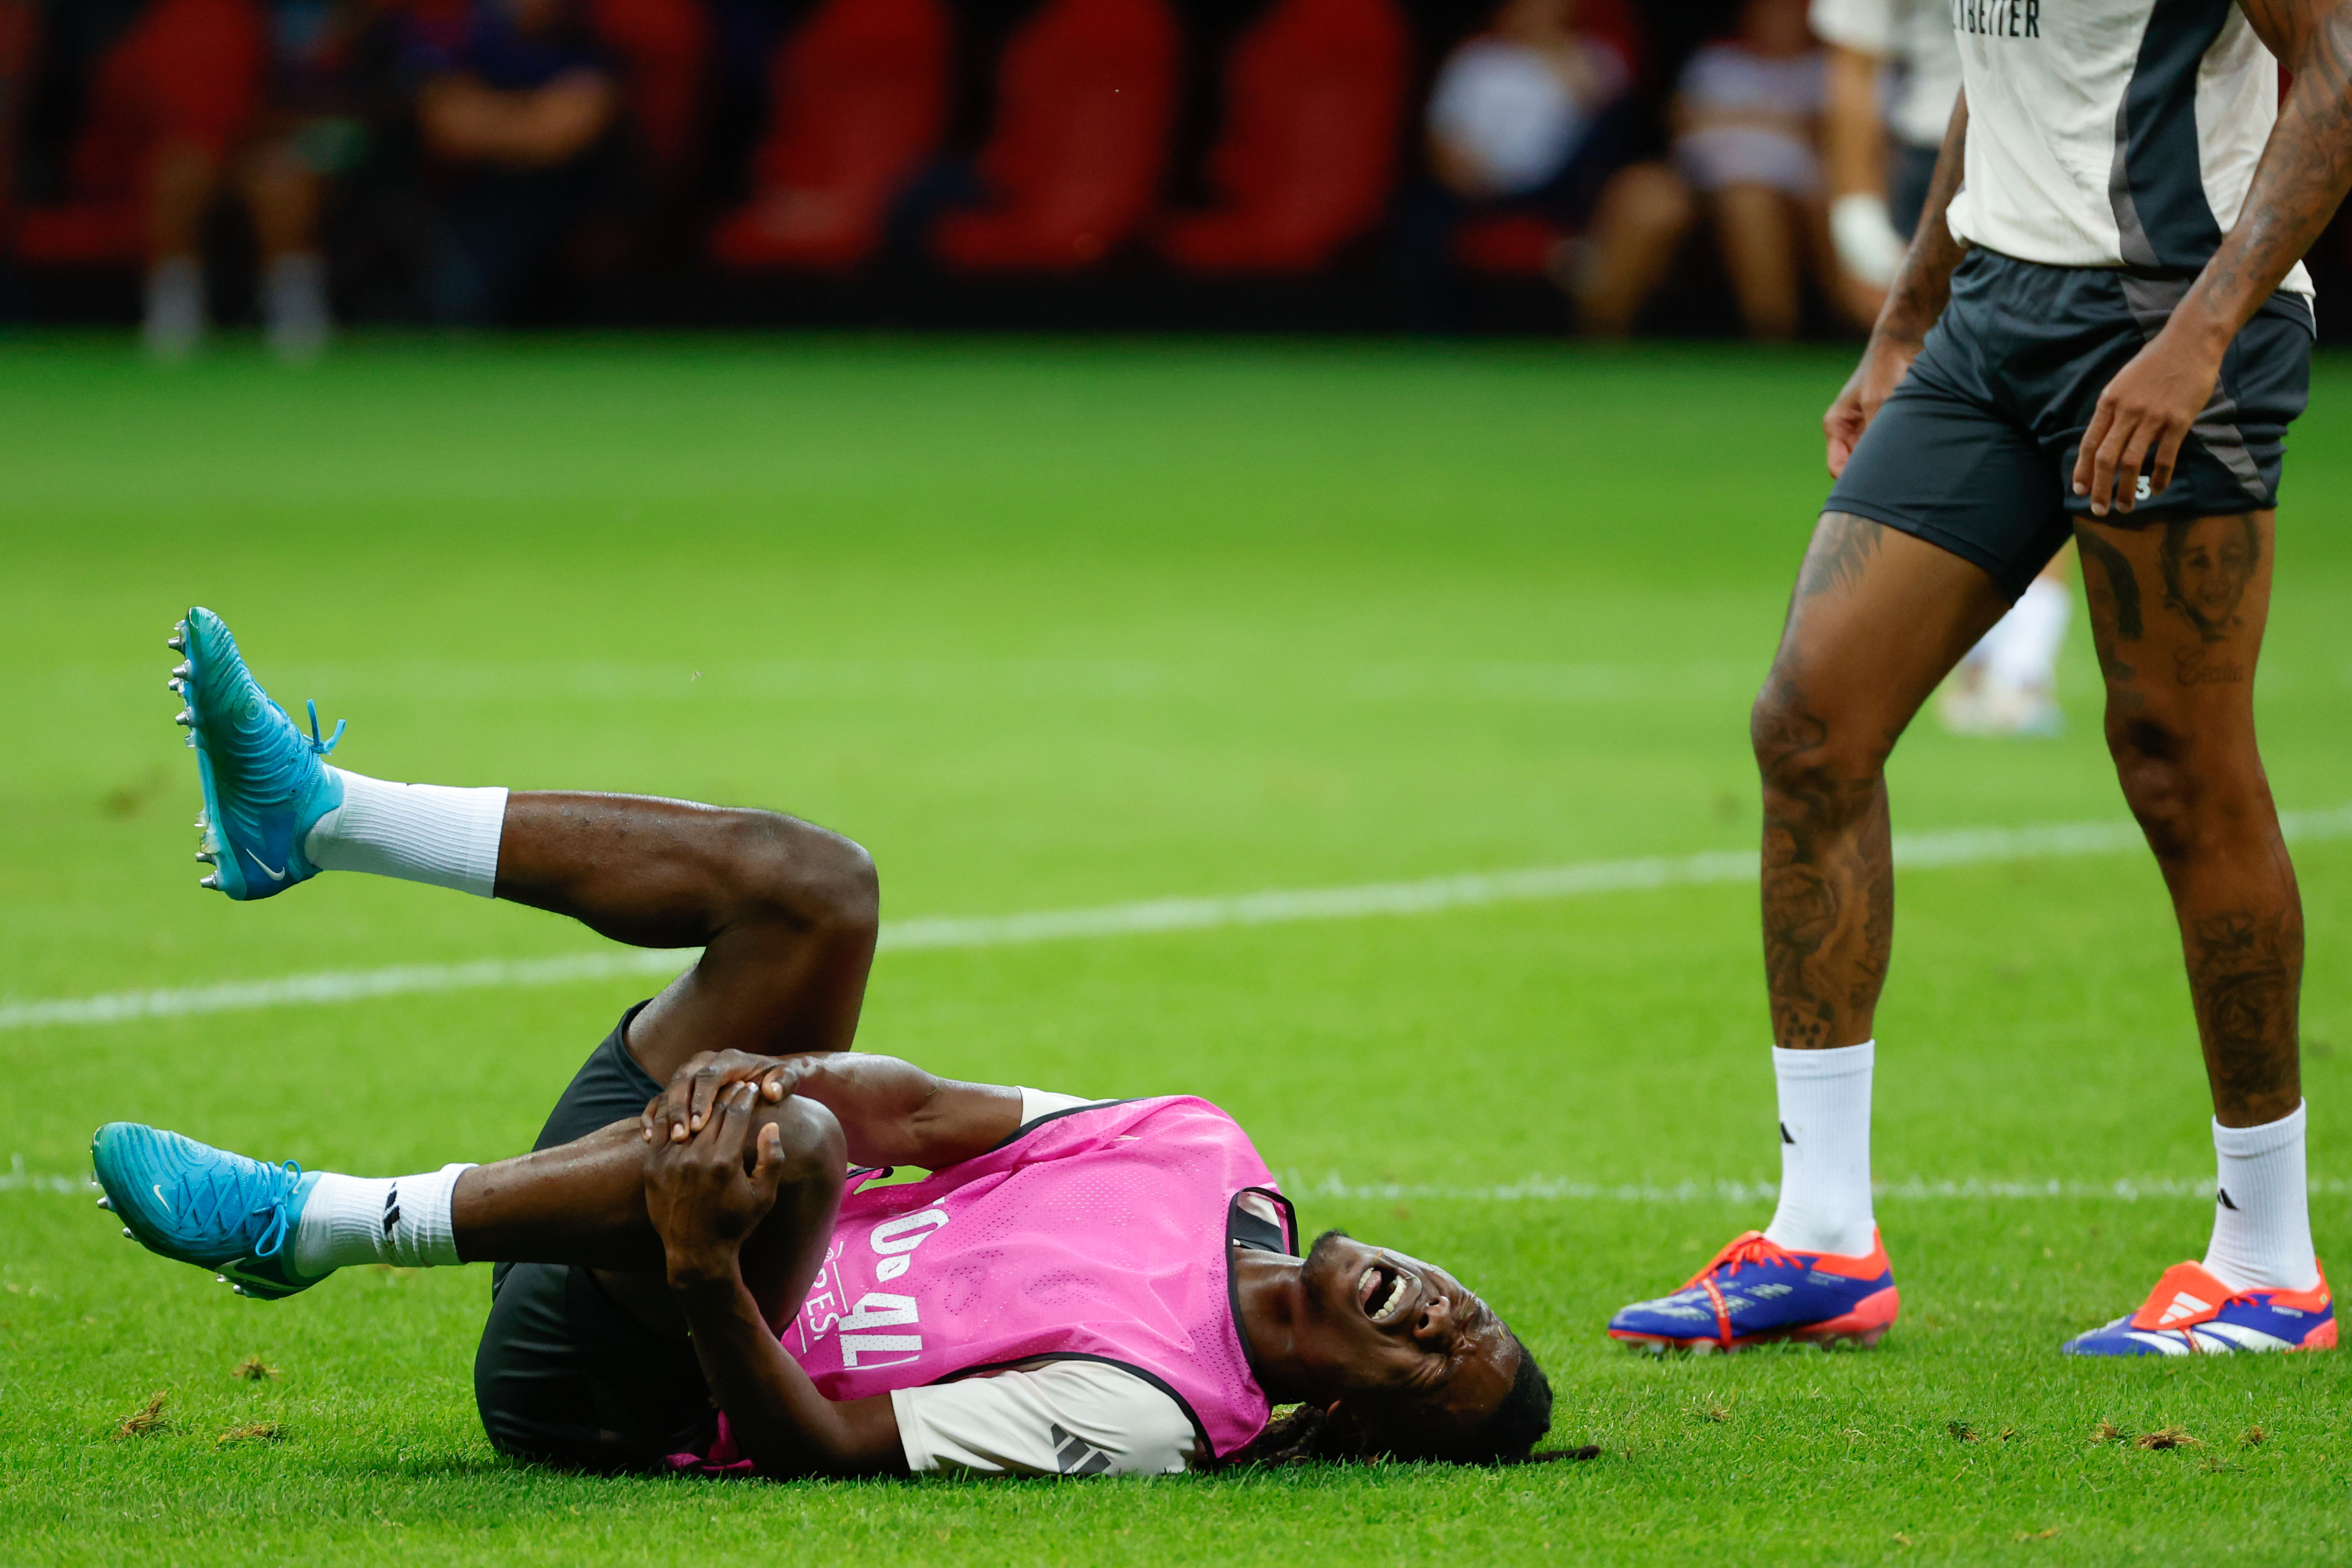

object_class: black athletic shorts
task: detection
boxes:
[1825,248,2314,599]
[472,1003,721,1471]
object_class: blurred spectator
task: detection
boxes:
[408,0,620,322]
[1403,0,1685,334]
[1809,0,1957,303]
[5,0,368,357]
[1667,0,1865,339]
[1427,0,1626,203]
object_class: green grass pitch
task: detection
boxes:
[2,334,2349,1564]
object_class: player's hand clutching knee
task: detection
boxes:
[2072,328,2224,516]
[1824,336,1921,478]
[644,1081,788,1290]
[642,1049,806,1148]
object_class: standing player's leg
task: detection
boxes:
[2061,511,2332,1355]
[1607,512,2011,1351]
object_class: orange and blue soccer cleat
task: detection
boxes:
[1607,1230,1899,1353]
[2061,1260,2335,1356]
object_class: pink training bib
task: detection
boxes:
[676,1096,1288,1471]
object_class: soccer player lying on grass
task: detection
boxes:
[90,608,1555,1477]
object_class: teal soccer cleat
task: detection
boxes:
[90,1122,327,1300]
[169,606,346,900]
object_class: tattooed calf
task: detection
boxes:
[2187,909,2301,1113]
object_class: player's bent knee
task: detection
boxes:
[764,1095,846,1189]
[725,811,879,936]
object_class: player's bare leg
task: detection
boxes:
[2074,512,2300,1126]
[2059,509,2328,1351]
[1608,512,2008,1352]
[120,607,879,1318]
[454,1093,849,1332]
[462,791,877,1331]
[492,792,879,1084]
[1752,512,2008,1051]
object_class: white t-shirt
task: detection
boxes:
[1807,0,1964,149]
[1673,43,1827,197]
[884,1088,1207,1476]
[1940,0,2311,294]
[1427,38,1629,197]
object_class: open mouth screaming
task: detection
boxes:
[1357,1259,1419,1325]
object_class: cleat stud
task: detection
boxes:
[231,1285,247,1297]
[167,634,186,652]
[122,1227,134,1238]
[172,662,190,680]
[174,709,193,726]
[200,874,220,890]
[194,851,214,865]
[216,1275,227,1284]
[96,1196,113,1209]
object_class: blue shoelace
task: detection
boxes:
[173,1151,304,1258]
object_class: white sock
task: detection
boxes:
[144,255,206,359]
[1762,1040,1877,1257]
[263,250,332,360]
[291,1163,474,1275]
[305,769,508,897]
[1981,575,2071,694]
[2202,1102,2320,1293]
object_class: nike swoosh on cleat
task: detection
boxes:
[152,1183,171,1213]
[251,858,288,883]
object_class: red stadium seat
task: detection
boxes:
[1154,0,1408,276]
[0,0,34,229]
[930,0,1179,273]
[12,0,264,265]
[587,0,711,177]
[710,0,950,272]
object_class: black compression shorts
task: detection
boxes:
[472,1003,719,1471]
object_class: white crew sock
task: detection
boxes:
[263,250,333,361]
[304,769,508,897]
[143,255,206,360]
[1979,575,2072,695]
[2202,1101,2320,1293]
[291,1163,474,1275]
[1762,1040,1878,1257]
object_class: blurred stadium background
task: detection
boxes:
[14,0,2352,346]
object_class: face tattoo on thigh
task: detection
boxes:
[2159,515,2259,683]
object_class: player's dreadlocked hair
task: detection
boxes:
[1227,1334,1580,1467]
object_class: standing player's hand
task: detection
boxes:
[642,1049,809,1147]
[1824,334,1922,478]
[2072,326,2225,516]
[644,1080,788,1289]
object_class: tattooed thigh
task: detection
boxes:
[1796,513,1887,602]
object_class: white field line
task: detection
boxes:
[8,1152,2349,1202]
[6,804,2351,1035]
[1290,1172,2352,1204]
